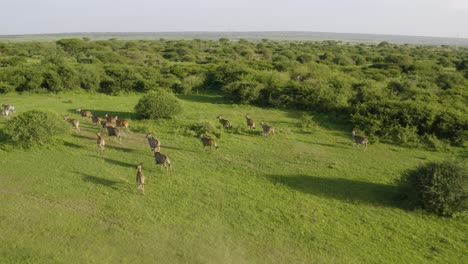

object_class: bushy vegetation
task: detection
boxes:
[134,90,182,119]
[184,121,222,138]
[0,38,466,146]
[4,110,66,148]
[397,160,468,217]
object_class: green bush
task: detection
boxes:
[397,160,468,217]
[184,121,221,138]
[4,110,67,148]
[297,114,318,131]
[134,90,182,119]
[222,79,264,104]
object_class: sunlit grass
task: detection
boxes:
[0,93,466,263]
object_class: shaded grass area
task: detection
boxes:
[268,174,399,207]
[0,93,466,263]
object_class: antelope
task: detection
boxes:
[136,163,145,194]
[101,116,117,129]
[96,132,105,152]
[92,116,104,126]
[0,109,10,116]
[146,133,161,152]
[105,113,118,124]
[245,114,256,130]
[2,104,15,113]
[64,116,80,132]
[116,117,129,130]
[200,133,218,151]
[352,130,368,150]
[260,122,275,136]
[100,120,110,128]
[76,108,92,119]
[1,104,15,117]
[105,125,121,141]
[216,115,232,129]
[154,147,171,170]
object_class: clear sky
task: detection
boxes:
[1,0,467,38]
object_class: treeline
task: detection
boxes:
[0,38,466,146]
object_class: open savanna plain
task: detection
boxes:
[0,93,466,264]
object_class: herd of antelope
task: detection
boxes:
[2,103,369,194]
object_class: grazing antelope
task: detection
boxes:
[352,130,368,150]
[146,133,161,152]
[260,122,275,136]
[245,114,256,130]
[200,133,218,151]
[76,108,92,119]
[136,163,145,194]
[105,125,121,141]
[154,147,171,170]
[216,115,232,129]
[96,132,105,152]
[64,116,80,132]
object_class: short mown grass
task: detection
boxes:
[0,93,466,263]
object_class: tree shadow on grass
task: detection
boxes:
[177,94,226,104]
[267,174,399,208]
[67,109,137,120]
[0,129,12,150]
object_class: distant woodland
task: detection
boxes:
[0,38,466,146]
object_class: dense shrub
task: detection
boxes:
[397,160,467,216]
[134,90,182,119]
[184,121,221,138]
[222,79,264,104]
[0,38,467,146]
[352,100,467,146]
[4,110,67,148]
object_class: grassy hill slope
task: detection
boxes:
[0,93,466,263]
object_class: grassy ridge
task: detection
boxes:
[0,93,466,263]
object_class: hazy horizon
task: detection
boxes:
[2,0,468,38]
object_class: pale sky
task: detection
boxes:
[1,0,467,38]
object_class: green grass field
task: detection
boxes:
[0,93,466,263]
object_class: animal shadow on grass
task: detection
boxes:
[63,141,84,149]
[75,172,126,191]
[293,139,350,150]
[162,144,196,153]
[267,174,399,208]
[72,134,96,141]
[105,145,137,153]
[89,155,136,169]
